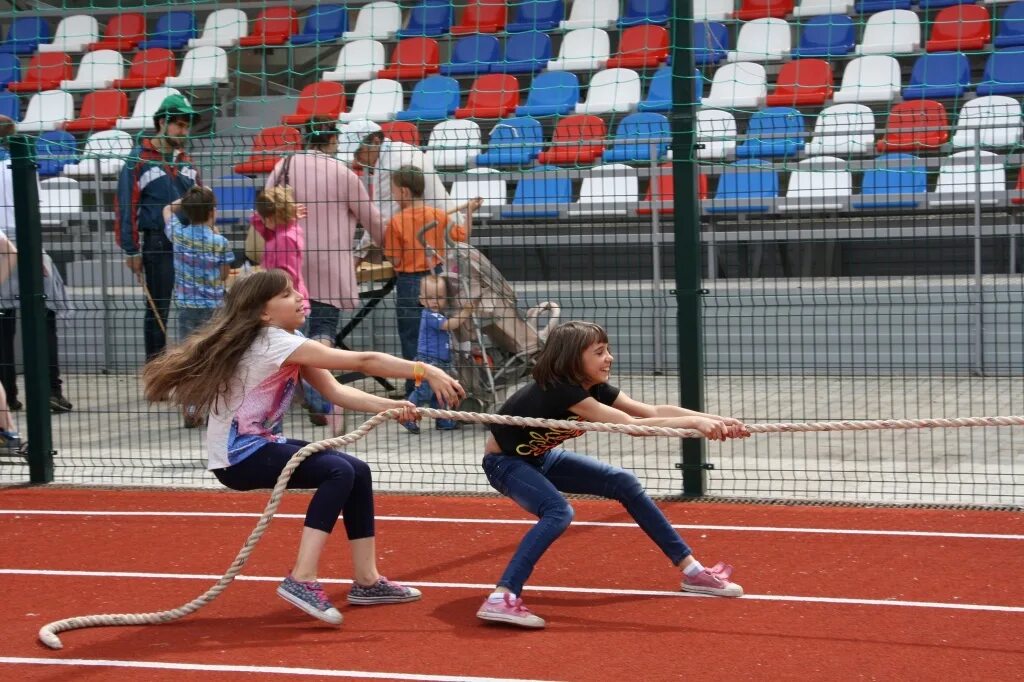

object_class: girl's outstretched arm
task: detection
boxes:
[301,367,418,421]
[568,397,748,441]
[613,392,745,426]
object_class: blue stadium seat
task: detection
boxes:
[736,107,806,159]
[0,17,51,55]
[994,2,1024,49]
[0,53,20,90]
[852,154,926,209]
[213,176,258,224]
[695,22,729,66]
[397,0,454,38]
[902,52,970,100]
[491,31,552,74]
[476,116,544,166]
[506,0,564,33]
[976,49,1024,96]
[706,160,779,214]
[394,76,460,120]
[440,35,501,76]
[791,15,855,58]
[514,71,579,117]
[34,130,77,178]
[136,12,197,51]
[0,91,19,121]
[854,0,911,13]
[501,165,572,218]
[638,65,672,112]
[603,112,670,163]
[619,0,671,27]
[289,4,349,45]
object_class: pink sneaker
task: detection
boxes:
[476,594,546,629]
[681,562,743,597]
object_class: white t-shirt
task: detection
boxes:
[206,326,307,470]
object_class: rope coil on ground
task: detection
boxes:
[37,409,1024,649]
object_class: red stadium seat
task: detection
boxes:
[377,38,440,80]
[536,114,606,166]
[637,164,708,215]
[765,59,833,107]
[239,8,300,47]
[62,89,128,133]
[877,100,950,152]
[605,26,670,69]
[455,74,520,119]
[1013,171,1024,204]
[380,121,421,146]
[734,0,794,20]
[234,126,303,176]
[113,49,176,89]
[451,0,507,35]
[926,5,991,53]
[7,53,72,93]
[281,82,346,125]
[88,13,146,52]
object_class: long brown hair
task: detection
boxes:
[142,269,292,416]
[531,321,609,389]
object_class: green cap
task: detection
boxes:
[154,94,198,121]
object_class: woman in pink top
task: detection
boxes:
[251,186,310,313]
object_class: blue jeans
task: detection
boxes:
[395,271,430,395]
[306,299,342,343]
[407,355,457,428]
[482,449,692,595]
[176,306,216,342]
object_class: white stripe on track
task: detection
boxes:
[2,567,1022,614]
[0,508,1019,541]
[0,656,561,682]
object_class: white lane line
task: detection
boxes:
[3,568,1022,614]
[0,656,561,682]
[0,509,1019,541]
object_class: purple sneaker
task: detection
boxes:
[681,562,743,597]
[476,594,546,629]
[276,575,343,625]
[347,576,422,605]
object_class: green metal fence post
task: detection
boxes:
[10,135,54,483]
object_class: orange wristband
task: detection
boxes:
[413,362,427,387]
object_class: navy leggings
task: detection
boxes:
[213,439,375,538]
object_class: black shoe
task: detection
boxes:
[50,394,72,413]
[8,398,21,411]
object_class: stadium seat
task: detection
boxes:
[60,50,124,91]
[476,116,544,166]
[456,74,520,118]
[931,150,1006,206]
[0,54,20,90]
[492,31,552,74]
[394,76,459,121]
[210,176,257,224]
[1013,171,1024,205]
[378,38,440,80]
[164,46,229,88]
[792,0,854,17]
[323,40,386,82]
[189,8,249,48]
[112,48,176,90]
[515,71,579,117]
[234,126,303,176]
[137,12,197,51]
[536,114,606,165]
[344,2,402,41]
[397,1,454,38]
[926,5,991,52]
[282,82,346,125]
[35,130,77,177]
[832,56,901,104]
[694,0,734,20]
[501,165,572,217]
[855,0,911,13]
[902,52,971,100]
[735,0,796,20]
[62,129,134,177]
[570,164,639,216]
[976,49,1024,96]
[606,25,670,69]
[62,89,128,133]
[696,109,737,160]
[239,8,299,47]
[39,15,98,54]
[575,68,641,114]
[693,22,729,66]
[7,53,72,93]
[547,29,610,72]
[338,79,405,122]
[441,35,500,76]
[39,178,82,224]
[779,156,852,211]
[426,119,482,169]
[637,164,707,215]
[88,13,145,53]
[115,86,183,131]
[877,100,950,152]
[702,62,767,109]
[620,0,672,26]
[765,59,834,106]
[507,0,565,33]
[728,18,792,62]
[856,10,921,55]
[603,112,670,163]
[736,107,806,159]
[17,90,74,133]
[852,153,926,209]
[805,103,875,156]
[706,159,779,213]
[791,15,855,58]
[452,0,507,35]
[290,4,349,45]
[994,2,1024,49]
[0,91,18,122]
[379,121,420,146]
[951,95,1023,148]
[638,65,673,112]
[449,168,507,218]
[561,0,619,30]
[0,17,52,55]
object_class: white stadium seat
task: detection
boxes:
[344,1,402,41]
[575,68,641,115]
[189,9,249,48]
[18,90,74,133]
[60,49,124,91]
[702,62,767,109]
[323,40,386,82]
[805,103,876,157]
[337,79,404,122]
[832,56,901,104]
[427,119,482,169]
[728,18,792,62]
[547,28,610,72]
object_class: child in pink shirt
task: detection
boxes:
[251,187,310,313]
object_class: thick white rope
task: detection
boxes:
[38,409,1024,649]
